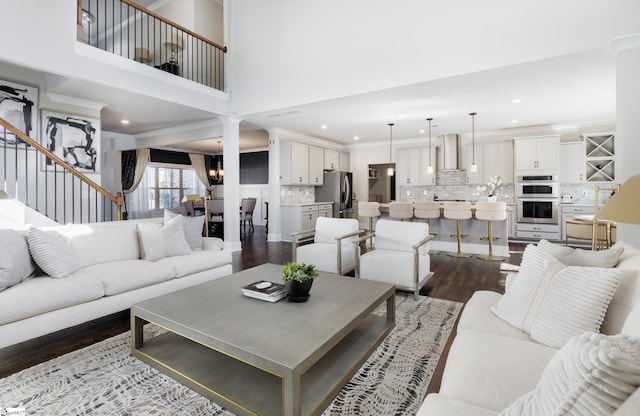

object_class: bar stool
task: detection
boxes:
[474,201,507,261]
[389,201,414,221]
[414,200,442,254]
[443,201,472,258]
[358,202,381,249]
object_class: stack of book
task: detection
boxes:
[241,280,287,302]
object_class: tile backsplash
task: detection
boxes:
[280,185,315,204]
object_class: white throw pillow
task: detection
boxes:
[492,244,622,348]
[137,222,166,262]
[499,332,640,416]
[163,215,192,256]
[27,227,78,279]
[537,238,624,268]
[163,209,204,250]
[137,216,192,261]
[0,228,36,290]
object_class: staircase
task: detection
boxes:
[0,117,122,226]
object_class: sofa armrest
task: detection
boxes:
[202,237,224,251]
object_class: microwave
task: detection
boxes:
[516,175,559,198]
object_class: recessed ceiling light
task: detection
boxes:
[121,119,130,125]
[321,125,328,129]
[511,119,519,123]
[511,98,522,104]
[353,136,359,140]
[419,129,425,134]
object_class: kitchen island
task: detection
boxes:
[376,202,509,257]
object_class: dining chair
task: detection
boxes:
[240,198,257,231]
[207,199,224,236]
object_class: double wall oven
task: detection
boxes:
[516,175,559,225]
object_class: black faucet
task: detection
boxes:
[433,195,439,201]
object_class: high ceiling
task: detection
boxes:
[96,47,616,153]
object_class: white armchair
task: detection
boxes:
[356,219,434,300]
[291,217,363,275]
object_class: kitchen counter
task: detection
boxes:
[374,202,509,257]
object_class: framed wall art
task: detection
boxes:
[0,79,38,146]
[41,111,100,173]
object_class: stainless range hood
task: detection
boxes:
[436,134,459,171]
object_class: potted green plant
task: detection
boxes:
[281,262,318,302]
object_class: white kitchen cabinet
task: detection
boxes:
[280,203,333,241]
[506,204,516,239]
[516,223,560,241]
[463,143,484,185]
[339,152,350,172]
[483,141,514,183]
[514,135,560,174]
[324,149,339,171]
[559,142,585,183]
[308,146,324,185]
[396,148,422,185]
[281,141,309,185]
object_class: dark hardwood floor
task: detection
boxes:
[0,224,527,400]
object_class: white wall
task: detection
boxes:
[227,0,640,117]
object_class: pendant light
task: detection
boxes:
[469,112,478,173]
[209,140,224,182]
[387,123,394,176]
[426,118,434,174]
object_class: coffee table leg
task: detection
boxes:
[283,372,302,416]
[132,315,147,350]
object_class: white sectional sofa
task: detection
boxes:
[418,240,640,415]
[0,213,233,349]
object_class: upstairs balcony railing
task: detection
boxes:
[77,0,226,91]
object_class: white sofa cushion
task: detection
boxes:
[50,222,140,269]
[0,272,104,325]
[27,227,78,279]
[296,243,356,275]
[164,209,204,251]
[537,238,624,268]
[0,228,35,291]
[81,260,175,296]
[375,219,430,255]
[359,250,430,289]
[457,291,534,341]
[603,242,640,335]
[417,394,498,416]
[157,250,233,278]
[492,244,621,348]
[439,330,557,411]
[499,332,640,416]
[622,300,640,337]
[313,217,359,245]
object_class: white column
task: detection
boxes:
[609,33,640,248]
[222,114,242,251]
[267,128,282,242]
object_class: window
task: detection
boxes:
[145,164,201,209]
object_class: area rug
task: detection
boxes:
[0,294,461,415]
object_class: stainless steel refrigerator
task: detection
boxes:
[315,171,354,218]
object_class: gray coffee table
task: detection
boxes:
[131,263,395,416]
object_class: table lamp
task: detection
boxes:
[594,175,640,249]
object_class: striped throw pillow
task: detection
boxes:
[27,227,78,279]
[492,244,622,348]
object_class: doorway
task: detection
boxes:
[367,163,395,203]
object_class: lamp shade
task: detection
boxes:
[134,47,151,63]
[596,175,640,224]
[181,194,203,203]
[163,33,184,51]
